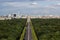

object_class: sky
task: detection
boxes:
[0,0,60,16]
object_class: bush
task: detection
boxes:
[31,18,60,40]
[0,19,27,40]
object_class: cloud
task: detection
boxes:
[2,2,40,8]
[31,2,37,5]
[50,3,60,8]
[2,2,28,7]
[39,0,60,1]
[44,2,60,9]
[2,1,60,9]
[57,3,60,5]
[0,0,60,2]
[1,2,60,9]
[0,1,60,16]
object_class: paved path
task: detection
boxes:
[24,17,32,40]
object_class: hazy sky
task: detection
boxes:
[0,0,60,16]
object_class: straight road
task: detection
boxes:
[24,17,32,40]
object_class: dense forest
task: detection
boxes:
[31,18,60,40]
[0,19,27,40]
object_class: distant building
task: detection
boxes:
[11,14,21,19]
[11,14,16,18]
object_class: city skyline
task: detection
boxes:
[0,0,60,16]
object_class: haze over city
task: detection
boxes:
[0,0,60,16]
